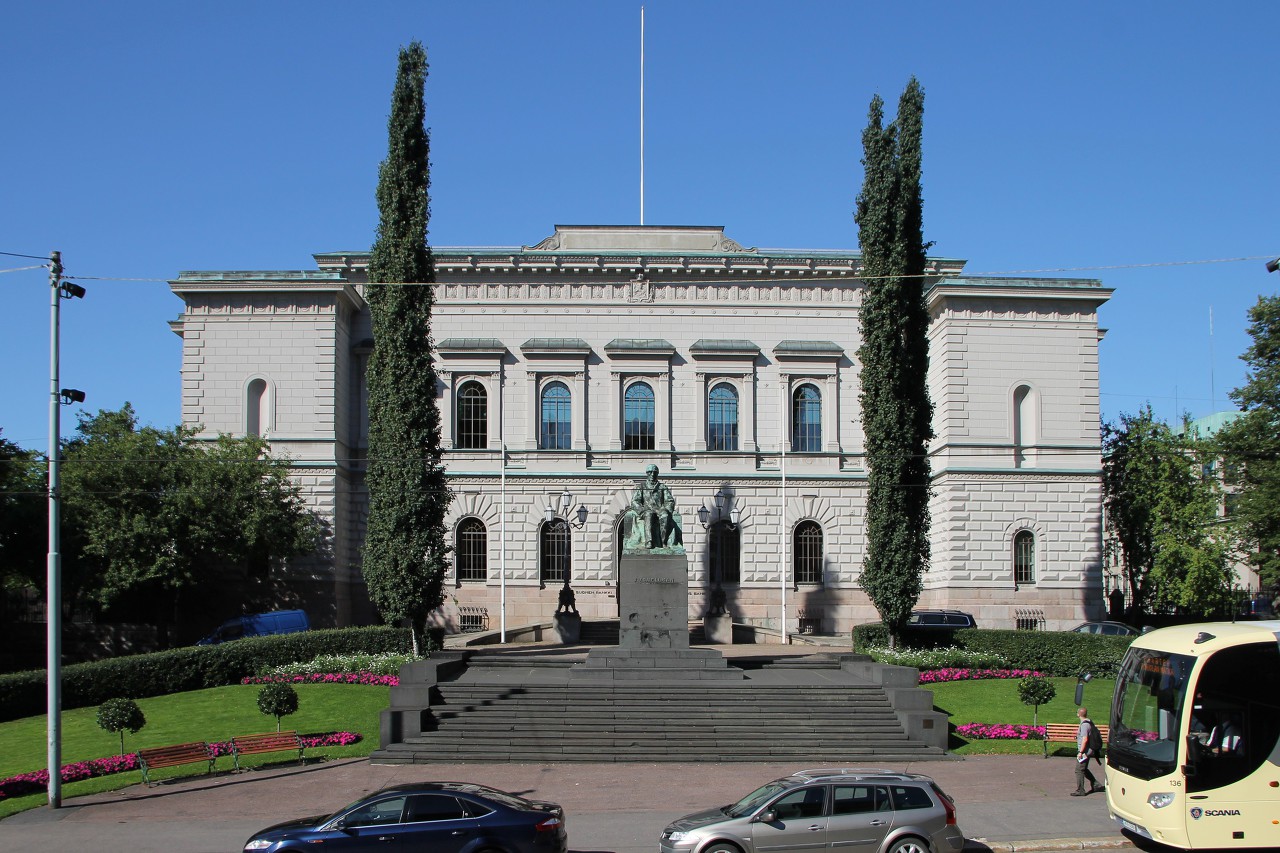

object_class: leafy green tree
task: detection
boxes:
[1103,406,1233,617]
[0,431,45,590]
[59,404,320,620]
[96,697,146,756]
[362,41,452,656]
[256,682,299,732]
[1018,675,1056,727]
[855,77,934,647]
[1217,295,1280,592]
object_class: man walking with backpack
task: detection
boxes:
[1071,706,1104,796]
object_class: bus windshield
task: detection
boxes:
[1109,647,1195,780]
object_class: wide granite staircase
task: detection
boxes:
[371,644,950,764]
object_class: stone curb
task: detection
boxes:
[964,838,1134,852]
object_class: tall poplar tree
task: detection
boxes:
[363,42,451,654]
[855,78,934,646]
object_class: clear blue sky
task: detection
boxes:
[3,1,1277,454]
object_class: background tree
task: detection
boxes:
[59,404,320,622]
[362,41,452,655]
[96,697,146,756]
[0,431,45,591]
[1217,295,1280,592]
[855,77,934,647]
[1103,405,1233,618]
[256,682,298,732]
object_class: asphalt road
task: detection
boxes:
[0,754,1132,853]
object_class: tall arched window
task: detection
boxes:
[708,383,739,452]
[1013,384,1035,468]
[1014,530,1036,584]
[455,518,487,583]
[456,381,487,449]
[246,377,269,437]
[540,519,570,584]
[792,384,821,452]
[710,521,741,584]
[623,382,655,450]
[794,520,824,585]
[540,381,572,450]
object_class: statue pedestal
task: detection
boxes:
[572,551,742,680]
[618,553,688,649]
[702,613,733,645]
[554,612,581,644]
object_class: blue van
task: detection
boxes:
[196,609,309,645]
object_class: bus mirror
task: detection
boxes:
[1183,735,1203,777]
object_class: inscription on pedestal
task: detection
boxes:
[618,553,689,649]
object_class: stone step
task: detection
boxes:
[372,742,945,763]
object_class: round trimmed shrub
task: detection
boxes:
[96,697,146,755]
[256,682,299,731]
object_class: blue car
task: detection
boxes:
[243,782,567,853]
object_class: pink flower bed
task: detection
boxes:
[919,668,1042,683]
[0,731,362,800]
[955,722,1046,740]
[242,672,399,686]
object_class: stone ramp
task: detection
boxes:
[373,649,949,763]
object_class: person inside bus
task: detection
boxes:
[1210,713,1244,756]
[1071,706,1104,796]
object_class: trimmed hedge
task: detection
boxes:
[851,624,1131,678]
[0,625,413,723]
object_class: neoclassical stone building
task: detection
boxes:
[169,225,1112,634]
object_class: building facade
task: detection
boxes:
[169,225,1113,634]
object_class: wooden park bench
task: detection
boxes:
[137,741,214,786]
[1043,722,1109,758]
[231,731,305,771]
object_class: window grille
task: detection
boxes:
[623,382,655,450]
[792,384,821,452]
[458,605,489,632]
[540,520,570,584]
[710,521,741,584]
[539,381,571,450]
[455,381,487,449]
[1014,530,1035,584]
[794,520,823,585]
[708,384,739,451]
[1014,608,1045,631]
[455,518,487,583]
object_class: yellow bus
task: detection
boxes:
[1106,620,1280,849]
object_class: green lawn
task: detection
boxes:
[932,676,1115,755]
[0,684,389,819]
[1,675,1117,819]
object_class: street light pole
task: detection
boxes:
[46,250,63,808]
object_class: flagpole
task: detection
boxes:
[640,5,645,226]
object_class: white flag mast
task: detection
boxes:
[640,6,645,226]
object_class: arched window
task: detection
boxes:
[246,377,268,437]
[623,382,655,450]
[540,381,572,450]
[708,384,739,452]
[794,520,824,585]
[1013,384,1035,468]
[456,381,487,450]
[455,518,487,583]
[710,521,741,584]
[1014,530,1035,585]
[540,519,570,584]
[792,384,821,452]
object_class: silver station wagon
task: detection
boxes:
[659,768,964,853]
